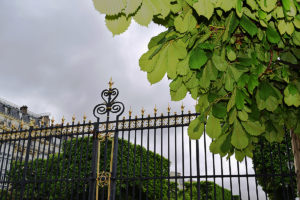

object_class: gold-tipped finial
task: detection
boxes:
[141,107,145,115]
[154,105,158,115]
[129,107,132,117]
[51,117,55,126]
[108,77,114,89]
[30,119,35,127]
[72,115,76,123]
[20,120,24,129]
[62,116,65,124]
[83,114,87,121]
[41,118,44,126]
[181,102,185,112]
[167,103,171,113]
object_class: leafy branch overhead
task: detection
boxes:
[94,0,300,161]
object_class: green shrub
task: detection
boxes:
[252,135,296,200]
[177,181,240,200]
[8,137,170,199]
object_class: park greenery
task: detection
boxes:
[93,0,300,162]
[7,137,238,199]
[253,134,296,199]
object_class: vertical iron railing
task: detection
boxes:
[0,83,296,200]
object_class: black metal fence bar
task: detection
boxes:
[0,86,296,200]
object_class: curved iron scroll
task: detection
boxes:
[93,87,125,120]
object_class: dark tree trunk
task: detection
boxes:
[291,129,300,196]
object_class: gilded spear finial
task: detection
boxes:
[181,102,185,112]
[154,105,158,115]
[83,114,87,121]
[141,107,145,116]
[72,115,76,123]
[129,107,132,117]
[62,116,65,124]
[30,119,36,127]
[20,120,24,129]
[108,77,114,89]
[51,117,55,126]
[167,103,171,113]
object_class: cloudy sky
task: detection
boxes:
[0,1,271,199]
[0,0,196,122]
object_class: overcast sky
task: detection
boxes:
[0,0,196,122]
[0,1,271,199]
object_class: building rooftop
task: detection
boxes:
[0,97,50,126]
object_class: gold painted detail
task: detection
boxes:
[97,171,110,187]
[0,115,196,140]
[97,132,114,142]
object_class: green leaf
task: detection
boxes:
[212,54,228,71]
[238,110,248,121]
[240,15,258,37]
[226,46,237,61]
[235,89,245,110]
[236,0,243,18]
[93,0,126,15]
[210,134,229,156]
[235,150,245,162]
[284,85,300,107]
[293,31,300,46]
[280,51,298,65]
[177,57,190,75]
[170,84,188,101]
[258,0,276,12]
[282,0,291,11]
[225,72,234,92]
[212,102,227,119]
[229,108,237,124]
[248,74,259,94]
[206,115,222,139]
[229,65,245,82]
[133,0,153,26]
[124,0,142,16]
[219,0,235,12]
[266,25,281,44]
[148,31,168,49]
[139,46,159,72]
[189,48,208,69]
[265,96,279,112]
[105,15,132,36]
[147,47,168,84]
[223,12,239,42]
[294,15,300,29]
[188,117,204,140]
[169,77,182,91]
[231,119,249,149]
[193,0,214,19]
[241,121,265,136]
[246,0,258,10]
[227,88,236,112]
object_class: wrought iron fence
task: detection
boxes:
[0,84,296,200]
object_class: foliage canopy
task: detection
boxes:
[93,0,300,161]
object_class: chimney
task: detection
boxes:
[20,105,28,115]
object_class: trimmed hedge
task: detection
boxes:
[7,137,239,200]
[8,137,169,199]
[253,135,296,200]
[177,181,240,200]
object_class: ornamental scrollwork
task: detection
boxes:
[93,87,125,120]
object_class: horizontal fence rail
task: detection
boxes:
[0,85,296,200]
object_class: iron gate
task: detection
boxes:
[0,83,296,200]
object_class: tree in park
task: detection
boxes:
[93,0,300,193]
